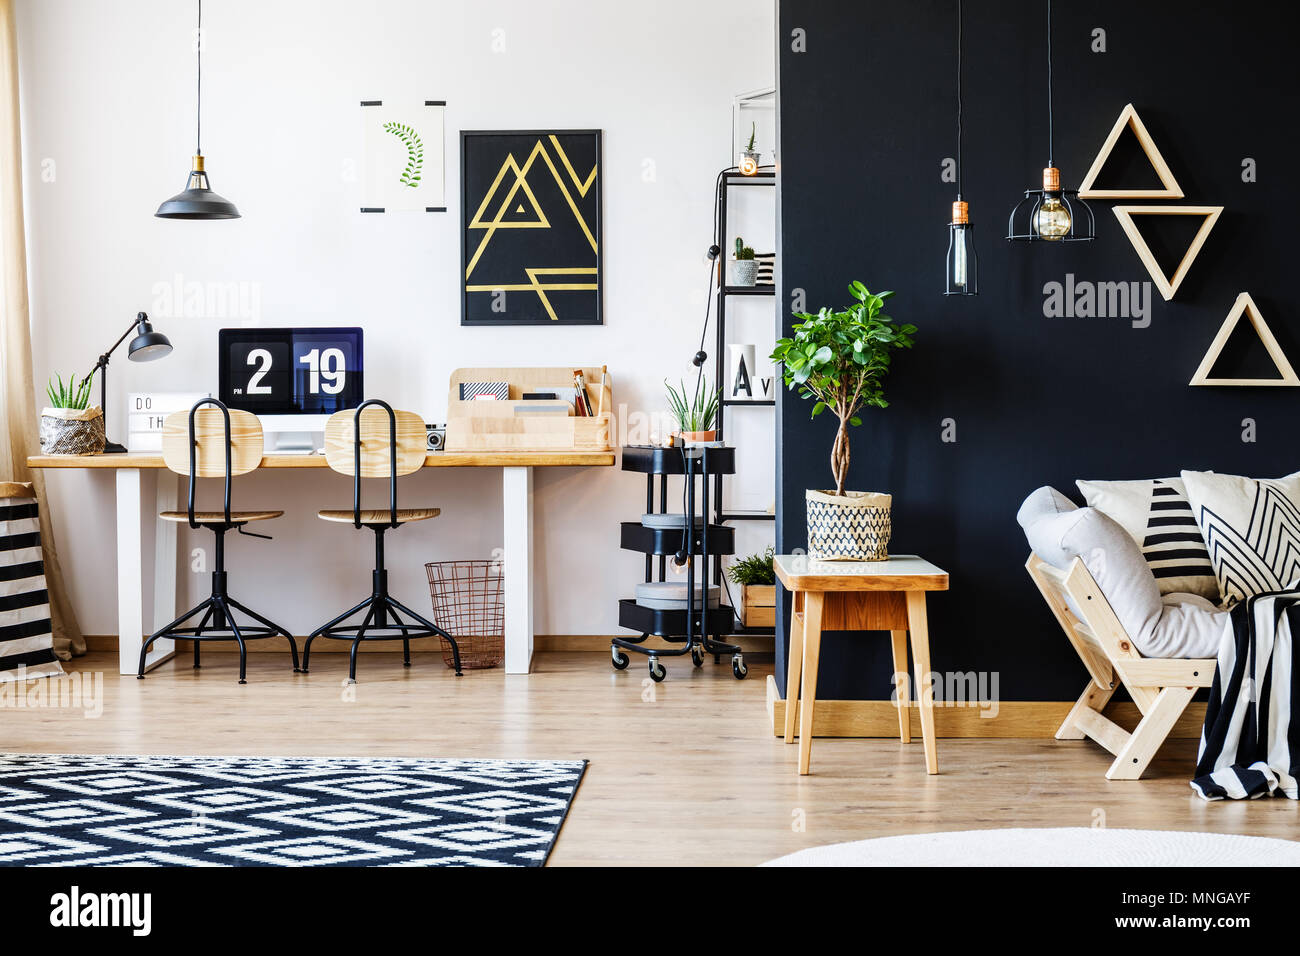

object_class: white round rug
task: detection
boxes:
[763,828,1300,867]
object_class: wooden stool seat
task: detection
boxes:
[318,507,440,524]
[160,510,284,523]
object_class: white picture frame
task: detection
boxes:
[360,99,446,213]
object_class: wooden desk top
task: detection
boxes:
[774,553,948,592]
[27,450,616,470]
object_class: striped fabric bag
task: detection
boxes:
[0,484,63,682]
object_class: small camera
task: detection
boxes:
[426,424,446,452]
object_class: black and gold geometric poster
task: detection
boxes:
[460,130,602,325]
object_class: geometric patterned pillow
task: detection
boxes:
[1180,470,1300,607]
[1076,477,1220,602]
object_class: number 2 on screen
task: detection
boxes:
[300,348,346,395]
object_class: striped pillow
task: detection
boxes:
[1076,477,1220,602]
[1,493,62,682]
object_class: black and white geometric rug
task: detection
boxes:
[0,753,587,867]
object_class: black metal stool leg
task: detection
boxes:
[191,606,214,669]
[226,596,300,672]
[138,598,212,678]
[303,595,374,673]
[389,595,462,676]
[347,604,378,683]
[218,599,248,684]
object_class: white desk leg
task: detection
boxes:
[152,472,180,653]
[503,465,534,674]
[116,469,173,675]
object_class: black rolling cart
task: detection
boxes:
[613,444,748,682]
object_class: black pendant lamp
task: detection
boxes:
[156,0,240,220]
[1006,0,1093,242]
[945,0,977,295]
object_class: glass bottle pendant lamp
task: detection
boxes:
[1006,0,1093,242]
[156,0,240,220]
[945,0,977,294]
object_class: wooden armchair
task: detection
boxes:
[1025,553,1215,780]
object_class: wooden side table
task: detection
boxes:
[775,554,949,775]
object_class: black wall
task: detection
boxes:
[775,0,1300,700]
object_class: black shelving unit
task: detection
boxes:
[712,169,777,634]
[613,445,747,682]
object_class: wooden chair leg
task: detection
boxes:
[783,601,805,744]
[1106,685,1196,780]
[906,591,938,774]
[797,592,824,775]
[1057,679,1117,740]
[890,629,911,743]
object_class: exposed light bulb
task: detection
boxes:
[945,200,977,295]
[1033,167,1071,240]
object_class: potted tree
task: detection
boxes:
[39,371,105,456]
[665,378,720,443]
[729,238,758,287]
[770,281,915,560]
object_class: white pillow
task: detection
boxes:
[1181,470,1300,606]
[1075,478,1219,602]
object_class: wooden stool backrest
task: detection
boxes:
[323,405,426,477]
[162,405,264,477]
[161,399,263,527]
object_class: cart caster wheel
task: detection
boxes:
[611,646,630,670]
[732,655,748,679]
[691,648,704,668]
[648,659,666,682]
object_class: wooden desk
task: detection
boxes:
[774,554,949,775]
[29,450,615,676]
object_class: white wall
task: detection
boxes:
[16,0,775,638]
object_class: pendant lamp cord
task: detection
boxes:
[195,0,202,156]
[956,0,963,199]
[1046,0,1053,167]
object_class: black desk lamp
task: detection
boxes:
[80,312,173,453]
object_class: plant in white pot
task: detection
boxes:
[39,371,105,455]
[771,281,916,560]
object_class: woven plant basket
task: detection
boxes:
[805,489,891,561]
[38,406,105,456]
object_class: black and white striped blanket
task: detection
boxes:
[0,494,62,682]
[1192,589,1300,800]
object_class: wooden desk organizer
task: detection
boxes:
[445,367,612,452]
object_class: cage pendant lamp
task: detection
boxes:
[945,0,977,294]
[1006,0,1093,242]
[155,0,240,220]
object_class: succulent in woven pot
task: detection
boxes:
[771,282,916,560]
[38,371,105,456]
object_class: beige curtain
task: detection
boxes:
[0,0,83,658]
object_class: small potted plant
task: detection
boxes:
[727,546,775,626]
[729,238,758,287]
[39,371,105,455]
[665,378,720,443]
[770,282,916,560]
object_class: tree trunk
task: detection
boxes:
[830,418,850,496]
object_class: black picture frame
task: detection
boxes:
[460,129,603,326]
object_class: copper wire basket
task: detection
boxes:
[425,559,505,669]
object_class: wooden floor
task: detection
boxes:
[7,650,1297,866]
